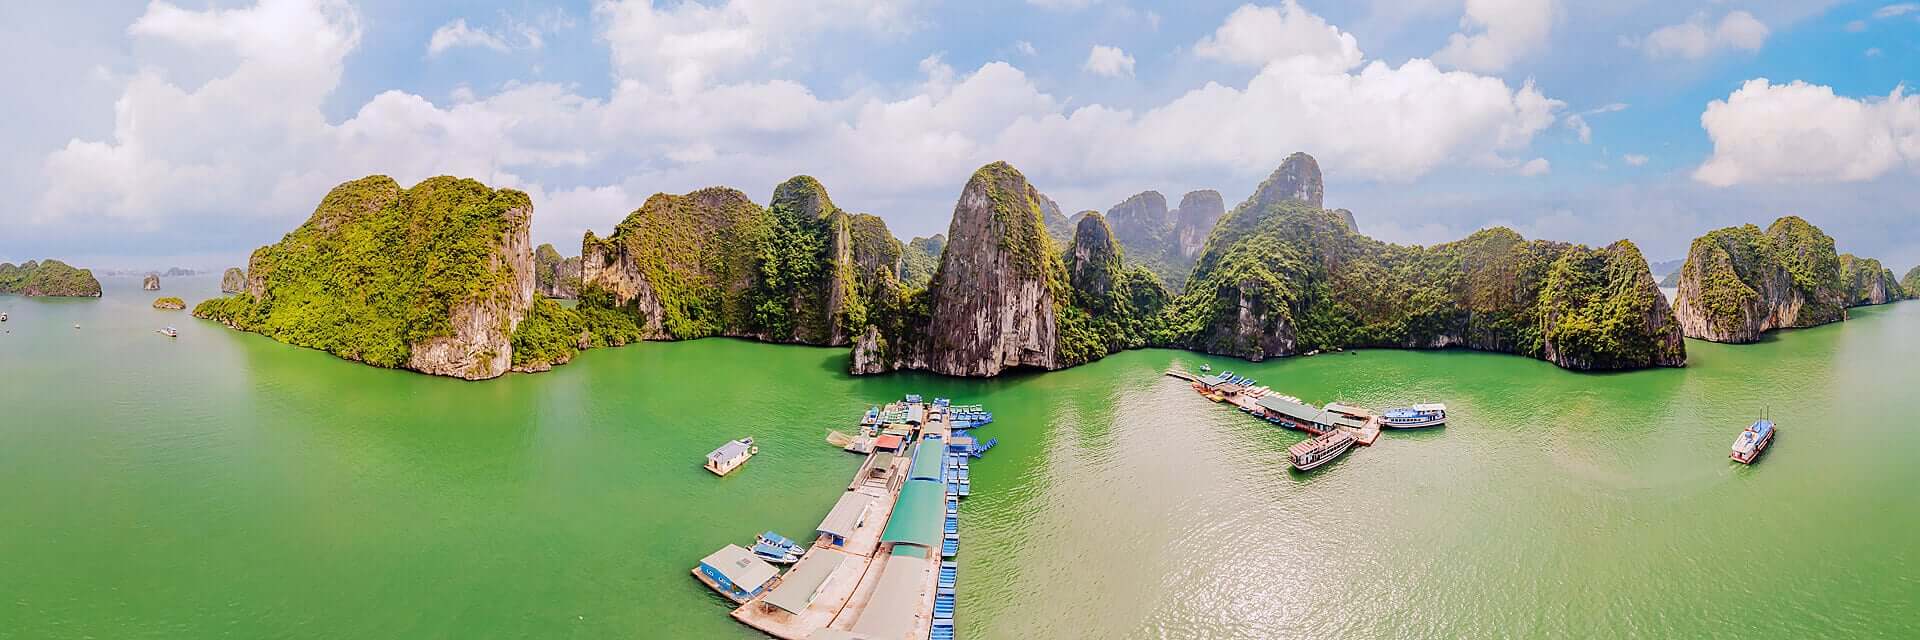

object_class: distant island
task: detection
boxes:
[153,297,186,310]
[220,268,246,294]
[189,152,1914,381]
[1673,216,1909,343]
[143,273,162,290]
[0,259,103,297]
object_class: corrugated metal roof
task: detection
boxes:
[850,553,934,638]
[880,479,945,548]
[1256,396,1323,422]
[763,552,848,614]
[907,441,946,481]
[817,491,876,538]
[699,544,778,592]
[707,439,750,462]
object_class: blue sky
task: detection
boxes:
[2,0,1916,272]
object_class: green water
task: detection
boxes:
[4,277,1918,639]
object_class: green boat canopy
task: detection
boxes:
[879,479,945,548]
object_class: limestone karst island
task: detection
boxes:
[5,2,1918,639]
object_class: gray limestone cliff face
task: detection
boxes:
[1251,152,1324,210]
[220,267,246,294]
[406,201,534,380]
[142,273,161,290]
[852,162,1063,377]
[1672,217,1849,344]
[1173,190,1225,259]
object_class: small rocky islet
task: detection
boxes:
[188,153,1911,380]
[1673,216,1911,343]
[0,259,103,297]
[152,297,186,310]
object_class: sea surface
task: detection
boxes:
[4,276,1918,639]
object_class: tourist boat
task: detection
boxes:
[1,312,8,321]
[1380,403,1447,428]
[1288,430,1356,471]
[749,541,801,565]
[705,437,757,476]
[157,326,179,338]
[1199,363,1211,372]
[756,530,801,552]
[1730,419,1775,464]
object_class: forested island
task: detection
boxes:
[0,259,103,297]
[187,153,1910,380]
[1673,216,1909,343]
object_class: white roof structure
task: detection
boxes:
[700,544,778,592]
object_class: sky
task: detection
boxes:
[1,0,1917,273]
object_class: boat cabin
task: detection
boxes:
[693,544,779,603]
[705,438,755,476]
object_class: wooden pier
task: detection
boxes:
[728,400,959,640]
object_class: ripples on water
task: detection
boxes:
[2,279,1917,638]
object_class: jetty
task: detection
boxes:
[724,396,991,639]
[1170,367,1398,457]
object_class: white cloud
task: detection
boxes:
[1027,0,1100,9]
[428,19,509,55]
[1866,47,1883,57]
[1623,153,1648,166]
[35,0,1569,250]
[1193,1,1363,72]
[1432,0,1557,72]
[1565,115,1591,143]
[1014,40,1036,56]
[593,0,920,93]
[1517,157,1550,176]
[1637,10,1769,60]
[1084,45,1135,77]
[1695,79,1920,186]
[427,9,575,56]
[1846,19,1868,32]
[1873,3,1919,19]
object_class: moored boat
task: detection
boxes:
[750,541,801,565]
[1381,403,1447,428]
[1730,419,1775,464]
[705,437,757,476]
[1288,430,1356,471]
[1199,363,1211,372]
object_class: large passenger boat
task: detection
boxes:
[1380,403,1447,428]
[1288,430,1356,471]
[1730,419,1775,464]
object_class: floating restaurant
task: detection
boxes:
[713,395,997,639]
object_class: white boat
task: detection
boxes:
[157,326,179,338]
[705,437,757,476]
[1730,419,1775,464]
[1,312,9,321]
[1199,363,1211,372]
[1288,430,1355,471]
[1380,403,1447,428]
[750,541,801,565]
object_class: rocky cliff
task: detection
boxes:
[220,267,246,294]
[1062,213,1169,358]
[577,176,892,347]
[153,297,186,310]
[193,175,535,380]
[0,259,102,297]
[1839,254,1904,306]
[1174,190,1226,259]
[853,162,1065,376]
[1905,266,1920,300]
[1170,153,1683,371]
[533,244,581,299]
[142,273,161,290]
[899,234,945,288]
[1672,216,1849,343]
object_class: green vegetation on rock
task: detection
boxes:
[1672,216,1850,342]
[193,175,533,377]
[1169,196,1683,370]
[0,259,103,297]
[152,297,186,310]
[1904,266,1920,300]
[899,235,945,288]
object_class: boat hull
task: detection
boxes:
[1380,418,1444,429]
[1290,437,1355,471]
